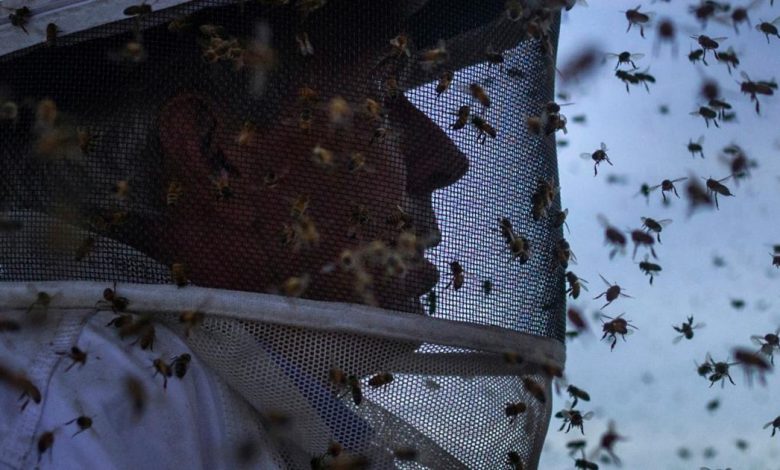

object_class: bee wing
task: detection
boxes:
[693,323,706,329]
[600,142,608,151]
[751,335,766,345]
[696,135,705,145]
[740,70,751,82]
[771,16,780,26]
[657,219,673,227]
[689,110,703,116]
[670,177,688,183]
[711,36,728,41]
[580,152,593,160]
[582,411,594,420]
[764,421,775,429]
[673,335,684,344]
[596,213,610,227]
[717,174,733,182]
[631,53,645,60]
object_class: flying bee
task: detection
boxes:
[689,47,706,65]
[310,144,336,170]
[65,415,94,437]
[764,416,780,437]
[7,6,31,34]
[566,385,591,408]
[56,346,88,372]
[418,39,448,70]
[236,121,256,146]
[471,115,496,143]
[171,353,191,379]
[640,217,671,243]
[637,256,662,285]
[706,353,737,388]
[690,106,719,128]
[565,271,589,299]
[648,176,687,202]
[450,105,470,130]
[505,402,527,422]
[445,261,465,290]
[624,5,653,38]
[597,214,627,259]
[687,136,705,158]
[685,177,714,213]
[591,420,625,466]
[152,358,173,390]
[368,372,393,388]
[179,310,204,338]
[653,18,677,55]
[707,98,733,119]
[573,450,599,470]
[37,430,55,463]
[714,47,739,74]
[566,440,587,457]
[633,69,656,92]
[567,307,589,334]
[756,17,780,43]
[469,83,491,108]
[629,228,657,259]
[702,175,734,209]
[615,69,639,92]
[435,70,454,97]
[691,34,726,61]
[522,377,546,404]
[594,275,632,309]
[605,51,644,70]
[556,405,594,434]
[733,347,772,386]
[580,143,611,176]
[673,316,705,343]
[751,328,780,365]
[601,313,637,350]
[739,71,775,114]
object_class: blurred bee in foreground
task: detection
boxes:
[764,416,780,437]
[673,316,705,343]
[418,39,449,71]
[590,421,626,466]
[580,143,611,176]
[638,256,662,285]
[172,354,192,379]
[703,175,735,209]
[733,347,772,386]
[556,405,594,434]
[685,177,714,213]
[597,215,627,259]
[522,377,546,404]
[567,308,590,335]
[594,275,632,309]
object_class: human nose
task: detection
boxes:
[395,96,469,195]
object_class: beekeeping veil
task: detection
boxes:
[0,0,567,468]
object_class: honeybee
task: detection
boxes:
[152,358,173,390]
[297,107,313,132]
[113,180,130,202]
[765,416,780,437]
[566,385,590,407]
[37,430,55,463]
[756,18,780,43]
[703,175,735,209]
[600,313,638,350]
[551,208,570,233]
[237,121,256,146]
[389,33,411,59]
[212,168,233,200]
[384,75,400,101]
[565,271,588,299]
[629,229,657,259]
[132,323,156,351]
[522,377,546,403]
[96,283,129,313]
[705,353,737,387]
[625,5,653,38]
[74,236,96,262]
[687,136,705,158]
[368,372,393,388]
[738,71,775,115]
[505,402,527,422]
[65,415,93,437]
[362,98,384,122]
[469,83,491,108]
[435,70,454,97]
[418,40,448,70]
[605,51,644,70]
[36,99,58,129]
[615,69,639,92]
[310,145,336,170]
[295,32,314,56]
[567,307,589,334]
[554,238,576,270]
[691,34,726,62]
[171,262,189,287]
[290,195,310,219]
[638,256,662,285]
[450,105,470,130]
[281,274,310,297]
[179,311,204,338]
[393,447,418,462]
[594,275,632,309]
[445,261,465,290]
[46,23,60,47]
[640,217,671,243]
[125,376,146,417]
[8,6,31,34]
[714,47,739,74]
[633,69,656,92]
[556,406,594,434]
[56,346,88,372]
[327,96,352,130]
[580,143,611,176]
[531,178,558,221]
[471,115,496,143]
[673,316,705,343]
[596,214,627,259]
[171,354,192,379]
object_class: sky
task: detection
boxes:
[542,1,780,469]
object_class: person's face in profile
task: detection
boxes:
[151,7,468,313]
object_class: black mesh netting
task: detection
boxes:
[0,1,567,468]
